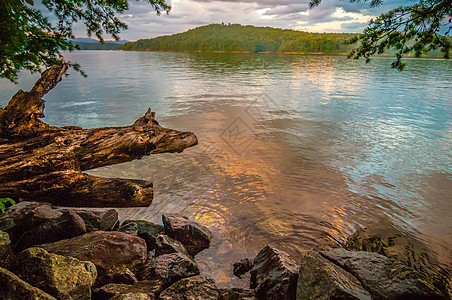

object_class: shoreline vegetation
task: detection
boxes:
[75,23,446,58]
[0,65,450,299]
[117,24,444,58]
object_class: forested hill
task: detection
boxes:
[119,24,356,53]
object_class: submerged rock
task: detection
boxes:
[94,280,161,300]
[38,231,147,286]
[321,249,445,300]
[297,251,372,300]
[139,252,200,288]
[121,220,163,251]
[0,267,56,299]
[162,214,212,256]
[250,245,298,300]
[159,275,219,300]
[12,247,97,300]
[345,229,452,297]
[233,258,253,278]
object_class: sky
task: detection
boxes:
[70,0,416,41]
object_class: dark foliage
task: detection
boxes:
[0,0,170,82]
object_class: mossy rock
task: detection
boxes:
[0,267,56,299]
[0,230,11,257]
[13,247,97,300]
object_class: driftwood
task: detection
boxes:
[0,65,198,207]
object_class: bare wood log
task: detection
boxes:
[0,65,198,207]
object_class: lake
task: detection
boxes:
[1,51,451,287]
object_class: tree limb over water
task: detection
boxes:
[0,65,198,207]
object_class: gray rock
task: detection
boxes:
[0,202,87,251]
[17,206,87,251]
[321,249,445,300]
[218,288,256,300]
[162,214,212,256]
[94,280,161,300]
[297,251,372,300]
[121,220,163,251]
[159,275,219,300]
[138,252,200,288]
[0,201,42,233]
[345,230,452,298]
[233,258,253,278]
[154,234,188,256]
[119,222,139,236]
[0,267,56,299]
[250,245,298,300]
[38,231,147,287]
[60,208,119,232]
[12,247,97,300]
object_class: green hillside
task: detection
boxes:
[120,24,356,54]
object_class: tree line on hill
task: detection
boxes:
[119,24,356,54]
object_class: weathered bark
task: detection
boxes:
[0,65,198,207]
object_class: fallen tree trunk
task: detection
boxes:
[0,65,198,207]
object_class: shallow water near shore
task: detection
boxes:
[1,51,451,287]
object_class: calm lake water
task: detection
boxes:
[1,51,451,286]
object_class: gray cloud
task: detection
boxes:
[65,0,415,40]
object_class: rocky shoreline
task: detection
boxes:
[0,201,450,300]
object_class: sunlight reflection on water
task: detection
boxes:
[0,51,450,287]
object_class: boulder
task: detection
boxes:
[345,230,452,297]
[218,288,256,300]
[59,208,119,232]
[12,247,97,300]
[0,267,57,299]
[136,252,157,281]
[159,275,219,300]
[139,252,200,288]
[233,258,253,278]
[121,220,163,251]
[119,222,139,236]
[154,234,188,256]
[0,230,11,257]
[297,251,372,300]
[250,245,298,300]
[38,231,147,286]
[162,214,212,256]
[0,201,42,233]
[0,203,87,251]
[94,280,161,300]
[110,293,151,300]
[16,206,87,251]
[321,249,445,300]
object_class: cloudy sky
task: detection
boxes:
[72,0,416,41]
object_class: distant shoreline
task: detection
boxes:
[116,49,443,58]
[117,49,348,55]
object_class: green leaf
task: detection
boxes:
[0,198,15,213]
